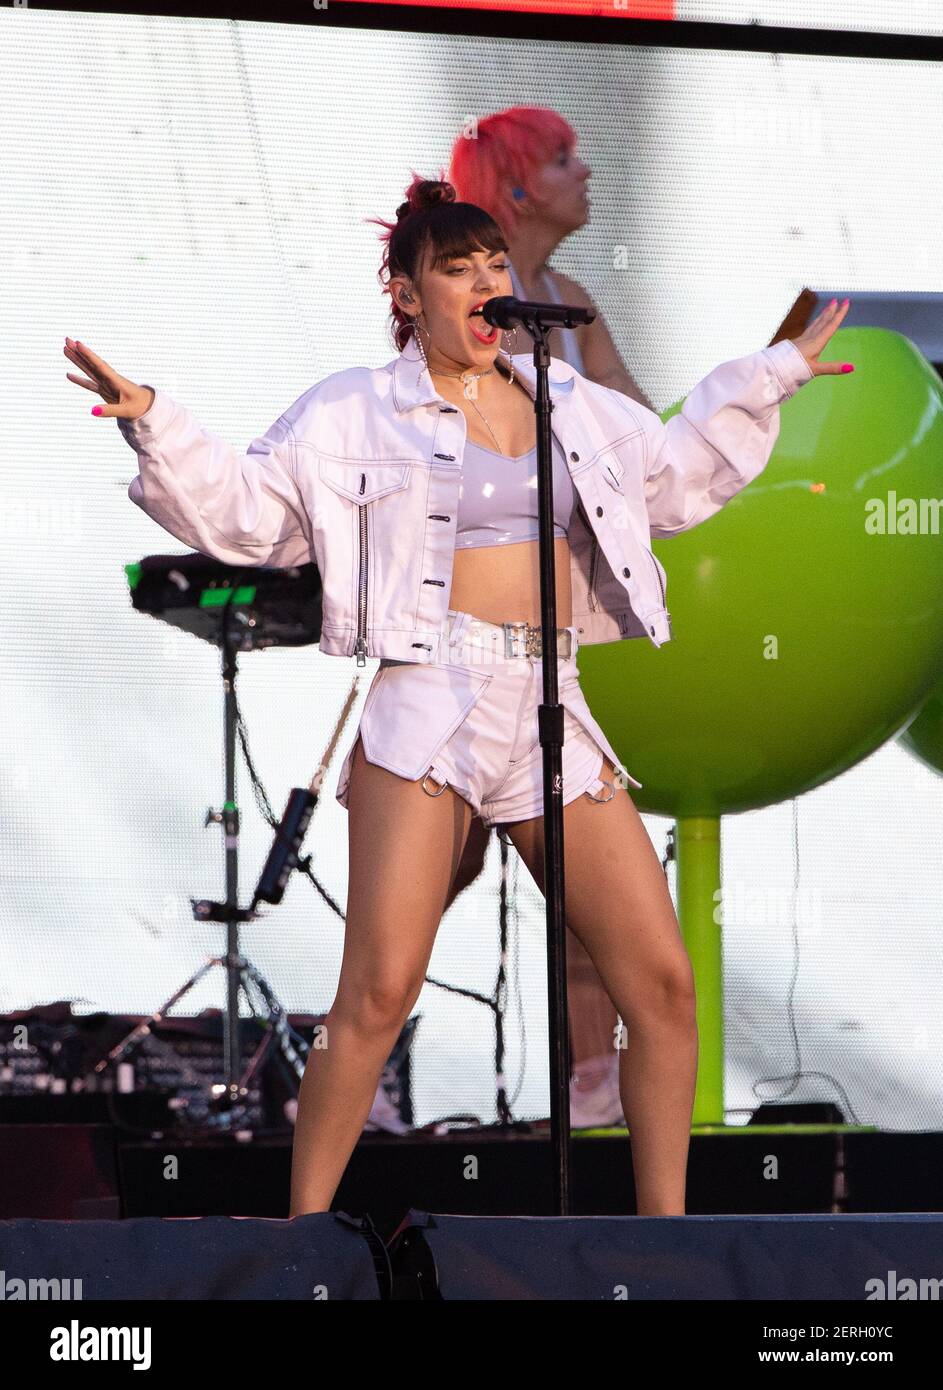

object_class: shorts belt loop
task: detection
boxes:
[447,609,470,649]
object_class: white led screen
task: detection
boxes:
[1,9,941,1129]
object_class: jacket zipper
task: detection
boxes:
[646,548,672,633]
[646,547,666,609]
[578,500,600,612]
[588,536,600,612]
[581,499,669,626]
[354,473,368,666]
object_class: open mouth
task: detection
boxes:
[468,302,499,345]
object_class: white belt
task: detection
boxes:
[452,616,574,660]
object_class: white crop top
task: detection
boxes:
[455,433,577,549]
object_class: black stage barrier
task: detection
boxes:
[388,1210,943,1301]
[2,1209,941,1304]
[0,1213,386,1300]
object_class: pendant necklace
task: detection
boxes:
[430,366,504,454]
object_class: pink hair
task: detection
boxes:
[448,106,578,240]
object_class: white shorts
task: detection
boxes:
[335,608,643,828]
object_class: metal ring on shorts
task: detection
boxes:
[585,776,616,804]
[421,768,448,797]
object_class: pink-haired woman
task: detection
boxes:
[450,105,653,405]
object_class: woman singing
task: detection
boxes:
[64,177,850,1217]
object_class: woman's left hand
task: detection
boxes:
[789,298,855,376]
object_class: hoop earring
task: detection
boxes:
[501,327,519,385]
[410,313,430,371]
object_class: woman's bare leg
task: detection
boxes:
[289,736,474,1217]
[443,819,621,1082]
[501,759,698,1216]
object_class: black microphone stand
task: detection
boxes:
[490,298,593,1215]
[530,320,572,1216]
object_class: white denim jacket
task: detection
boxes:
[118,334,813,665]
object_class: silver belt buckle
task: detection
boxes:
[503,621,529,659]
[503,623,571,659]
[525,624,543,658]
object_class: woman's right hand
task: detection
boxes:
[64,338,156,419]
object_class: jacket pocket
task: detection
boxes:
[599,455,625,492]
[360,661,493,781]
[318,459,411,502]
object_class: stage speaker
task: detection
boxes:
[388,1209,943,1300]
[0,1212,386,1299]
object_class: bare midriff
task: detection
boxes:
[448,534,573,628]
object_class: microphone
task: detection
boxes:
[481,295,596,331]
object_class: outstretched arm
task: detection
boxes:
[64,337,311,568]
[607,299,854,538]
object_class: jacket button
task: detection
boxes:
[596,506,603,517]
[570,452,579,462]
[623,567,630,578]
[649,625,655,635]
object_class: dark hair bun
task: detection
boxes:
[395,176,456,222]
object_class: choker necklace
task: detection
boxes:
[429,365,496,384]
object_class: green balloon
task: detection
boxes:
[899,683,943,775]
[579,328,943,817]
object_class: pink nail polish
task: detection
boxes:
[841,363,855,373]
[91,405,103,415]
